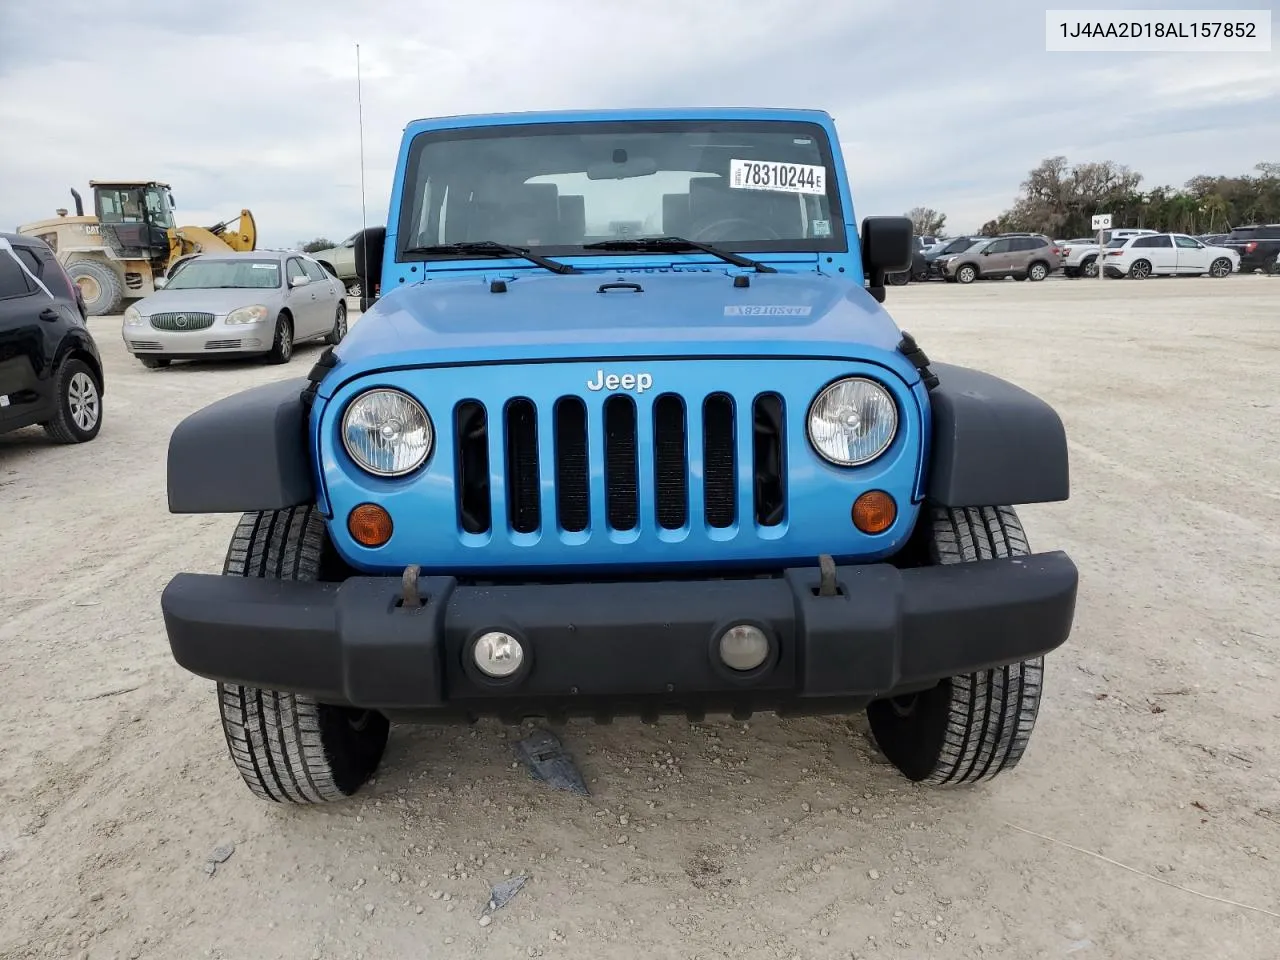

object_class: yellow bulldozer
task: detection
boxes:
[16,180,257,316]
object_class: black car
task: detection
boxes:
[1221,224,1280,273]
[0,232,104,443]
[887,236,930,284]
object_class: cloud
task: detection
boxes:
[1,0,1276,242]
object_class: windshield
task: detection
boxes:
[397,119,846,260]
[165,258,281,289]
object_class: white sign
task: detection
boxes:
[1092,214,1113,229]
[729,159,826,195]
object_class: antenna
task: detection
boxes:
[356,42,368,306]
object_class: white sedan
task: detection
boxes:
[1101,233,1240,279]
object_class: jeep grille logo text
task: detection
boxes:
[586,369,653,393]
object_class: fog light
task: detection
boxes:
[473,631,524,678]
[718,624,770,672]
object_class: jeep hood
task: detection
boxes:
[320,270,919,396]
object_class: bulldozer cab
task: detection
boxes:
[91,181,175,261]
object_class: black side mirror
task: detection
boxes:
[860,216,913,303]
[351,226,386,311]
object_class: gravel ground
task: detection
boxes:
[2,275,1278,960]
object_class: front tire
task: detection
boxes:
[325,301,347,345]
[266,313,294,364]
[955,264,978,284]
[217,507,389,804]
[867,506,1045,785]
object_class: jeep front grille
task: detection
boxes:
[453,391,787,537]
[149,312,215,331]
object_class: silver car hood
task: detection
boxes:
[134,287,284,317]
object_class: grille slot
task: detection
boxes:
[455,401,491,534]
[702,393,737,528]
[653,394,688,529]
[752,393,786,526]
[504,399,540,534]
[604,396,639,531]
[204,339,242,350]
[129,340,162,351]
[554,398,589,533]
[150,312,214,331]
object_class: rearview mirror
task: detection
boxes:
[860,216,913,302]
[154,276,167,289]
[586,156,658,180]
[290,275,309,287]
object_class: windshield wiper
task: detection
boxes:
[403,241,578,274]
[581,236,777,273]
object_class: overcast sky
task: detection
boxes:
[3,0,1277,246]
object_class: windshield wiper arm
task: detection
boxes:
[581,236,777,273]
[403,241,578,274]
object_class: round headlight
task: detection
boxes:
[807,377,898,466]
[341,388,433,476]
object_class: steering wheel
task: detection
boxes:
[689,218,783,243]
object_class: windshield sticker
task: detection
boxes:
[251,263,277,269]
[724,305,813,316]
[811,219,831,237]
[729,159,826,195]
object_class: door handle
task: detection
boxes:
[40,308,59,321]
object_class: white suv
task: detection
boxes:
[1061,229,1158,278]
[1101,233,1240,279]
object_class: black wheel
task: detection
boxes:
[1080,256,1099,278]
[325,300,348,345]
[41,358,102,443]
[1129,258,1152,279]
[1062,266,1078,279]
[139,356,171,369]
[1027,260,1049,281]
[217,507,389,803]
[266,313,293,364]
[955,263,978,284]
[867,506,1044,785]
[886,270,909,286]
[65,259,123,316]
[1209,257,1233,278]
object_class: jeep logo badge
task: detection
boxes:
[586,369,653,393]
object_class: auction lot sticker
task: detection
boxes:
[730,159,826,195]
[1045,9,1271,51]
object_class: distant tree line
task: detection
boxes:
[910,158,1279,240]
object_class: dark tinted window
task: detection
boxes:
[1256,226,1280,239]
[0,249,34,299]
[1132,236,1170,248]
[985,239,1011,254]
[1228,227,1257,240]
[14,247,43,276]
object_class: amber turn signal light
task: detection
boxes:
[852,490,896,534]
[348,503,393,547]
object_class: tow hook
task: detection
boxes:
[401,564,424,607]
[817,554,839,597]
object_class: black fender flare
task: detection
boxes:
[925,362,1069,507]
[167,377,314,513]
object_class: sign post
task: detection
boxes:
[1092,214,1112,281]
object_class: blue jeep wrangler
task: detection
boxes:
[160,108,1077,804]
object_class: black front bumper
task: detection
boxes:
[161,553,1077,718]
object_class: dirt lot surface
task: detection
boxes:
[3,275,1278,960]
